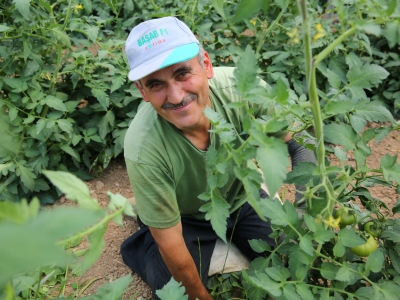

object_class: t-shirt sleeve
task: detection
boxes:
[125,158,180,228]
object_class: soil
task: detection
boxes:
[57,124,400,299]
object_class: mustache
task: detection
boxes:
[162,93,197,109]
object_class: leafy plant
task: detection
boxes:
[158,0,400,299]
[0,170,135,299]
[0,0,142,203]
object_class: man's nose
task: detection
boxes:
[166,83,184,104]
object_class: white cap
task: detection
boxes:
[125,17,200,81]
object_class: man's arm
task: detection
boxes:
[149,222,212,300]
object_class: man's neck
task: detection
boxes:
[181,123,211,151]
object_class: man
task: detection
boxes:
[121,16,316,300]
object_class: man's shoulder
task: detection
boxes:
[209,67,237,90]
[124,102,163,162]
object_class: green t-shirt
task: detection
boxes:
[124,67,285,228]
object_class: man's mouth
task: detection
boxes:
[162,94,197,110]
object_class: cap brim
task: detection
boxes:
[128,43,199,81]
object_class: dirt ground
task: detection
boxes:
[60,124,400,299]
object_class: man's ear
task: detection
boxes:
[203,52,214,79]
[134,81,149,102]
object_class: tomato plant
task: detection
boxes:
[335,207,357,226]
[350,234,378,257]
[363,221,382,237]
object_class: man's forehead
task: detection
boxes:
[142,58,195,81]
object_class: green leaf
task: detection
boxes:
[51,27,71,48]
[211,0,225,19]
[0,25,11,32]
[383,22,400,48]
[353,101,395,123]
[83,25,99,43]
[99,111,115,139]
[286,162,317,185]
[111,74,125,93]
[0,198,39,224]
[313,228,335,244]
[387,0,397,16]
[296,282,314,300]
[156,277,188,300]
[347,64,389,90]
[265,266,290,282]
[333,240,345,257]
[324,123,359,151]
[260,198,288,226]
[345,52,362,69]
[199,190,230,243]
[92,88,109,110]
[243,270,282,297]
[338,229,366,247]
[381,229,400,242]
[44,95,67,111]
[43,171,101,210]
[60,145,81,161]
[0,206,103,286]
[350,114,367,134]
[57,119,73,135]
[230,0,262,23]
[324,101,355,115]
[13,0,31,20]
[303,214,318,232]
[389,249,400,273]
[282,284,301,300]
[276,77,289,104]
[253,134,290,198]
[365,249,384,273]
[392,200,400,215]
[326,69,341,89]
[334,146,348,161]
[234,45,258,97]
[92,274,133,299]
[299,235,314,256]
[17,163,36,191]
[321,262,340,280]
[335,263,354,282]
[380,154,400,184]
[249,239,271,253]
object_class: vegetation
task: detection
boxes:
[1,0,400,299]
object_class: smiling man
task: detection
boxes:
[121,17,316,300]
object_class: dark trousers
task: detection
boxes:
[120,195,275,298]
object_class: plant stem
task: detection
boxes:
[33,268,42,300]
[256,0,289,54]
[77,277,100,296]
[314,27,358,66]
[58,207,123,246]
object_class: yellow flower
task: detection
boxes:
[313,23,326,42]
[287,27,300,44]
[73,4,84,14]
[40,72,52,80]
[323,215,341,228]
[250,19,257,26]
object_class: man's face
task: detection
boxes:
[136,52,214,132]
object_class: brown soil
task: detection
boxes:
[58,125,400,299]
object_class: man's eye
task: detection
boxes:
[178,72,189,78]
[149,83,162,90]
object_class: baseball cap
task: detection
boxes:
[125,17,200,81]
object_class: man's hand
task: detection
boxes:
[149,222,212,300]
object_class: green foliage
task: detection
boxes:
[0,171,135,298]
[0,0,142,203]
[156,277,188,300]
[194,0,400,299]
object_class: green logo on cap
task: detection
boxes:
[137,29,169,47]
